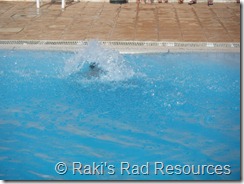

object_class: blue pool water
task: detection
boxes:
[0,43,240,180]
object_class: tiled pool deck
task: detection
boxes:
[0,1,240,42]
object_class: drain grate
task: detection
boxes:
[0,40,240,51]
[0,40,41,45]
[101,41,240,48]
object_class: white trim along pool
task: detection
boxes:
[0,40,240,54]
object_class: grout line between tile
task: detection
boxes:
[191,6,208,42]
[174,5,183,41]
[155,4,159,41]
[85,1,105,39]
[209,7,233,42]
[134,2,140,41]
[107,4,121,40]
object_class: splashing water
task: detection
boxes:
[63,40,135,82]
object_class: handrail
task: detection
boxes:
[36,0,66,9]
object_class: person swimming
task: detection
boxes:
[89,62,97,69]
[87,62,104,78]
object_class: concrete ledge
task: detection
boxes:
[0,40,240,53]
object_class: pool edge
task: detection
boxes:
[0,40,240,53]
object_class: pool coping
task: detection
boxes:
[0,40,240,53]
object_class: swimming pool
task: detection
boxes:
[0,43,240,180]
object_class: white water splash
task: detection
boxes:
[63,40,135,82]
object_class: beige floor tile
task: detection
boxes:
[182,36,207,42]
[0,1,240,42]
[110,31,135,39]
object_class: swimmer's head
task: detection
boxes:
[89,62,97,69]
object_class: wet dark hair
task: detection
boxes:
[89,62,97,69]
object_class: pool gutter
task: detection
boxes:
[0,40,240,53]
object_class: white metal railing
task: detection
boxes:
[36,0,66,9]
